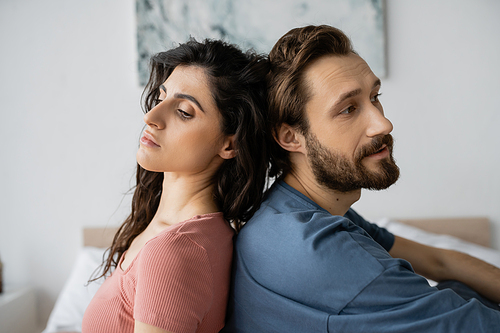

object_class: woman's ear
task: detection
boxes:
[218,135,237,160]
[274,124,306,154]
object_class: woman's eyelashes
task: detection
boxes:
[154,99,192,117]
[153,97,194,120]
[177,109,193,120]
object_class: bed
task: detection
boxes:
[42,217,498,332]
[83,216,491,248]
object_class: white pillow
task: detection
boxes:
[376,218,500,285]
[42,247,106,333]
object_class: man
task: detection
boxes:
[223,25,500,332]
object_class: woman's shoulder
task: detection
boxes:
[135,229,212,275]
[173,212,234,244]
[140,212,233,264]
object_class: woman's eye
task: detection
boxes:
[340,106,355,115]
[371,93,382,103]
[154,98,163,106]
[178,109,193,120]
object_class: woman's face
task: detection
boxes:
[137,65,234,175]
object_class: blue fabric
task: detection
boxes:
[436,280,500,311]
[223,181,500,332]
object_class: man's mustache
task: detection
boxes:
[357,135,394,161]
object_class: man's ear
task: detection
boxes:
[274,124,306,154]
[218,135,237,160]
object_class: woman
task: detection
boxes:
[82,39,269,333]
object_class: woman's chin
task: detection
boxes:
[136,152,159,172]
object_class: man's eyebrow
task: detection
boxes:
[174,93,205,113]
[332,79,382,109]
[332,88,362,109]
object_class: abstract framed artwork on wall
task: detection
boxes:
[136,0,386,85]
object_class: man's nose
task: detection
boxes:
[366,106,393,138]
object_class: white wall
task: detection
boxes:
[0,0,141,326]
[353,0,500,247]
[0,0,499,328]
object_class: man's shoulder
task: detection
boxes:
[254,181,365,225]
[231,194,394,320]
[242,183,364,240]
[247,181,333,225]
[237,199,389,272]
[237,181,395,272]
[241,192,348,243]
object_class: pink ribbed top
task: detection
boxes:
[82,212,234,333]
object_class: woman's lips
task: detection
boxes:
[140,131,160,148]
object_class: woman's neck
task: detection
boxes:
[150,172,219,228]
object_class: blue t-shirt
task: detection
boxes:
[223,181,500,332]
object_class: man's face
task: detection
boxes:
[301,54,399,192]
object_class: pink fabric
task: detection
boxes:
[82,213,234,333]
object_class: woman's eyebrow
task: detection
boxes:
[174,93,205,113]
[159,84,205,112]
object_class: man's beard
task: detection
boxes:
[305,132,400,193]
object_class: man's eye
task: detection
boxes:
[340,106,355,115]
[371,93,382,103]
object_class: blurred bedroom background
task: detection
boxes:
[1,0,499,331]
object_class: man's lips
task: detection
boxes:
[357,135,394,162]
[140,131,160,148]
[366,145,389,159]
[373,144,387,154]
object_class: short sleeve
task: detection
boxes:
[332,263,500,332]
[134,232,213,333]
[345,209,395,251]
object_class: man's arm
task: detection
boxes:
[389,235,500,303]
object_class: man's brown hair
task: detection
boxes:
[267,25,356,178]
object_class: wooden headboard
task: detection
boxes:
[396,217,490,248]
[83,217,491,248]
[83,227,118,248]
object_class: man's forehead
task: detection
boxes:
[304,54,378,96]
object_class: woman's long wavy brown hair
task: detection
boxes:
[93,39,269,280]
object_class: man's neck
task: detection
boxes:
[283,172,361,216]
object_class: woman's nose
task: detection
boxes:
[143,103,165,129]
